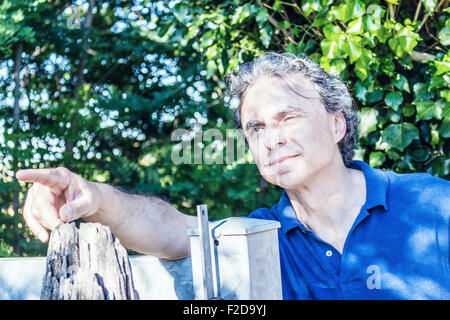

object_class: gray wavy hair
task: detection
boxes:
[225,52,359,166]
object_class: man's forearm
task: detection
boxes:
[84,182,197,260]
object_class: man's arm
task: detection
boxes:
[16,167,197,260]
[86,183,197,259]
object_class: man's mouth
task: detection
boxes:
[268,154,301,166]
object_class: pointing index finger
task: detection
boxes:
[16,168,70,192]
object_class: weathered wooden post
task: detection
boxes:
[188,214,282,300]
[41,222,139,300]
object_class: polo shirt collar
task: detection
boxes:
[274,160,389,235]
[276,191,304,235]
[349,160,389,211]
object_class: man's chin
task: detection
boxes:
[261,170,306,190]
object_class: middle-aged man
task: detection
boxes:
[16,52,449,299]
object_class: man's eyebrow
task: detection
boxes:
[245,105,307,129]
[273,105,307,118]
[279,105,306,114]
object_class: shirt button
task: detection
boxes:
[325,250,333,257]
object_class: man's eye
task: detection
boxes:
[283,115,298,121]
[253,126,263,133]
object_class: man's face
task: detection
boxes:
[240,75,346,190]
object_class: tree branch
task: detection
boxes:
[417,0,446,32]
[414,0,423,22]
[66,0,95,166]
[287,0,323,38]
[411,50,436,62]
[256,0,298,45]
[13,41,23,131]
[388,3,396,20]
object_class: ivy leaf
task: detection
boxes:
[427,157,450,177]
[423,0,437,13]
[414,101,442,120]
[199,30,215,48]
[346,37,362,63]
[438,21,450,46]
[382,123,419,152]
[206,60,217,79]
[387,110,401,123]
[388,26,421,58]
[321,39,339,59]
[413,82,435,101]
[278,21,291,29]
[358,107,379,137]
[387,149,401,161]
[157,21,173,38]
[433,60,450,75]
[402,104,416,117]
[397,154,416,171]
[385,91,403,111]
[364,5,384,36]
[333,0,365,23]
[398,29,421,54]
[439,89,450,102]
[363,15,380,35]
[381,56,395,76]
[393,74,410,93]
[301,0,323,17]
[240,3,252,21]
[369,151,386,167]
[173,4,188,22]
[354,81,368,103]
[329,58,347,75]
[273,0,282,12]
[354,49,372,80]
[255,7,269,27]
[409,142,431,162]
[367,88,384,103]
[438,117,450,138]
[259,25,272,48]
[366,4,385,20]
[323,24,343,40]
[346,17,363,34]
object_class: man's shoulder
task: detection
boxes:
[247,202,281,221]
[384,169,449,214]
[248,207,274,220]
[385,169,449,193]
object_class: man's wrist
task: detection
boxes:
[88,181,116,220]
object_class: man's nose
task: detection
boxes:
[263,127,287,150]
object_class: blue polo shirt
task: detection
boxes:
[248,160,450,299]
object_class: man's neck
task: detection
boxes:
[286,160,366,253]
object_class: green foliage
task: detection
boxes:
[164,0,449,175]
[0,0,448,257]
[0,241,18,257]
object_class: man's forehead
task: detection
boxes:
[246,75,320,99]
[240,75,321,121]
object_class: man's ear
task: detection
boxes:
[332,112,347,144]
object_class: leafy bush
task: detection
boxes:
[0,0,448,256]
[167,0,449,176]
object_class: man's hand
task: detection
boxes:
[16,167,101,243]
[16,166,196,259]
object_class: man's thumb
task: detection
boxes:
[59,204,74,222]
[59,195,90,222]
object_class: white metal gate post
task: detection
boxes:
[188,212,282,300]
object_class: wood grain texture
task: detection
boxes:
[41,222,139,300]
